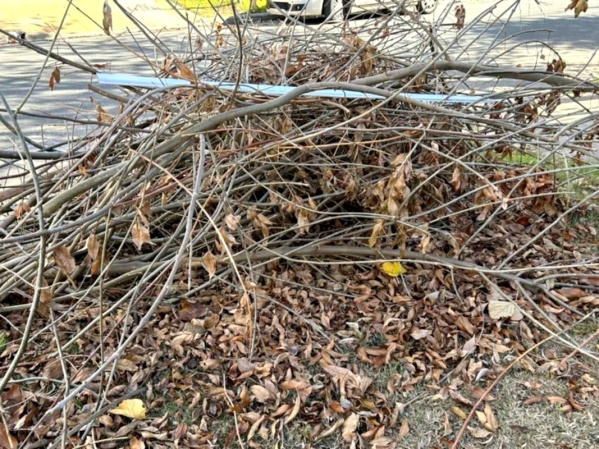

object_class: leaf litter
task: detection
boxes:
[0,1,598,448]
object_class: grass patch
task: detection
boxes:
[485,149,599,210]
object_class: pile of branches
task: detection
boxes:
[0,3,598,448]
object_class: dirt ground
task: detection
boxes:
[0,0,187,40]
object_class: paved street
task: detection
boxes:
[0,0,598,161]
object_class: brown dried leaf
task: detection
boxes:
[178,299,208,322]
[103,0,113,34]
[202,251,217,279]
[54,246,76,275]
[451,165,461,192]
[483,404,498,431]
[129,436,146,449]
[49,66,60,91]
[370,436,394,447]
[250,385,272,403]
[369,219,384,248]
[172,422,188,441]
[398,419,409,440]
[96,105,113,123]
[468,426,491,439]
[442,413,452,436]
[224,213,241,231]
[13,201,30,219]
[38,276,53,318]
[90,250,107,276]
[174,57,197,82]
[98,414,114,427]
[0,426,17,449]
[546,395,568,405]
[410,328,431,340]
[283,395,301,425]
[454,5,465,30]
[565,0,588,17]
[132,221,151,250]
[86,234,100,261]
[556,288,586,299]
[342,413,359,442]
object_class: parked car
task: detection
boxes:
[266,0,438,19]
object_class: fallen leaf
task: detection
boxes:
[380,261,407,277]
[0,426,17,449]
[224,214,241,231]
[250,385,272,403]
[174,57,197,82]
[410,328,431,340]
[103,0,113,34]
[369,219,384,248]
[54,246,76,275]
[132,221,151,250]
[451,405,467,420]
[483,404,498,431]
[14,201,31,218]
[370,436,394,447]
[129,436,146,449]
[173,422,188,441]
[86,234,100,261]
[38,276,53,317]
[398,419,409,439]
[283,395,301,425]
[90,250,107,276]
[454,4,466,30]
[202,251,217,279]
[565,0,588,17]
[178,299,208,321]
[468,426,491,439]
[342,413,359,442]
[96,104,113,123]
[48,66,60,91]
[556,288,586,299]
[488,300,522,321]
[442,413,452,436]
[546,395,568,405]
[109,399,146,420]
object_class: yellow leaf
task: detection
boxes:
[451,405,467,420]
[109,399,146,420]
[380,261,407,277]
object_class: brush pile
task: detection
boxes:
[0,5,598,449]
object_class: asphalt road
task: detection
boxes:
[0,0,597,163]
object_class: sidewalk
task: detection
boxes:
[0,0,203,41]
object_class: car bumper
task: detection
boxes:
[266,0,423,18]
[266,0,324,17]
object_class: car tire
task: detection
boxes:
[323,0,350,20]
[417,0,437,14]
